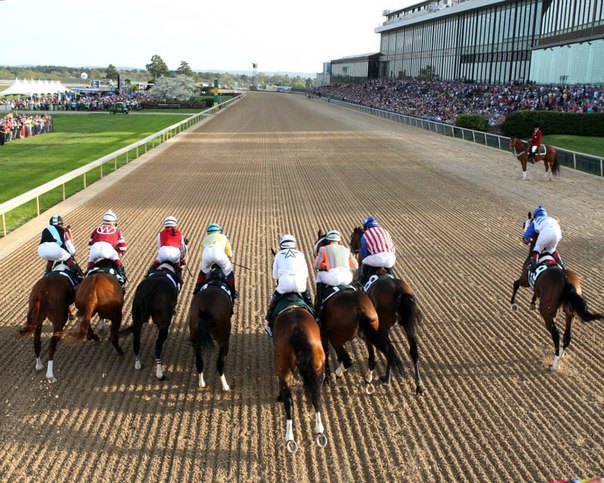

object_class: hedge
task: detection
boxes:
[502,111,604,137]
[455,114,488,132]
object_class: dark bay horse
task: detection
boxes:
[350,227,424,395]
[189,267,233,390]
[273,304,327,453]
[68,262,124,355]
[314,231,402,389]
[120,264,180,380]
[17,265,77,382]
[510,214,602,370]
[509,136,560,181]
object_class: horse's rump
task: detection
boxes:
[75,273,122,320]
[133,275,176,325]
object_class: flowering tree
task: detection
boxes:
[148,75,195,103]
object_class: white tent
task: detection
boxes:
[0,78,71,96]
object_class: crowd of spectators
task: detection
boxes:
[0,92,147,112]
[0,112,53,146]
[313,79,602,126]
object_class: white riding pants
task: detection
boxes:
[38,242,71,262]
[362,252,396,268]
[534,226,562,254]
[89,241,120,263]
[157,246,181,264]
[316,268,353,286]
[276,274,308,294]
[201,246,232,276]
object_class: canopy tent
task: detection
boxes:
[0,78,71,96]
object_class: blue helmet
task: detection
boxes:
[532,206,547,219]
[207,223,222,234]
[363,216,379,230]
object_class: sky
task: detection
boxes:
[0,0,417,76]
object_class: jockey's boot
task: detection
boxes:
[301,290,313,308]
[359,264,369,285]
[265,291,279,322]
[314,283,326,316]
[530,251,540,271]
[192,272,207,296]
[67,258,84,281]
[147,260,160,277]
[226,271,238,300]
[44,260,53,275]
[552,251,566,270]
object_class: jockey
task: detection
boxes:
[38,214,82,277]
[528,123,542,161]
[523,205,565,270]
[193,223,237,298]
[313,229,358,312]
[358,216,396,284]
[147,216,188,280]
[265,234,313,337]
[87,210,128,280]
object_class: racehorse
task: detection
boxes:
[67,260,124,355]
[120,264,180,380]
[510,213,602,370]
[509,136,560,181]
[17,263,77,382]
[350,227,424,395]
[314,231,403,388]
[189,266,233,391]
[272,302,327,453]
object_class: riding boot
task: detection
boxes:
[193,272,207,296]
[314,283,326,319]
[44,260,53,275]
[530,251,540,271]
[551,251,566,270]
[67,258,84,282]
[301,289,313,308]
[359,263,368,285]
[226,271,238,300]
[265,291,280,323]
[147,260,160,277]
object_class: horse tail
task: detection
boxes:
[561,280,603,322]
[197,310,214,350]
[551,149,560,175]
[290,325,322,405]
[395,287,423,330]
[357,299,404,373]
[18,289,46,338]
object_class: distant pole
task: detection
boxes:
[252,62,258,90]
[213,78,219,107]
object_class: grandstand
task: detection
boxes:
[326,0,604,85]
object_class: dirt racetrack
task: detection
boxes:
[0,92,602,482]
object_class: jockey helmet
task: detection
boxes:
[279,234,296,249]
[532,205,547,219]
[325,230,341,242]
[164,216,177,227]
[102,210,117,224]
[207,223,221,234]
[363,216,379,230]
[49,215,63,226]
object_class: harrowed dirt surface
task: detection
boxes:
[0,93,602,482]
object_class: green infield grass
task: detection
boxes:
[0,113,191,233]
[543,135,604,158]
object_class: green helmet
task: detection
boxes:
[207,223,222,234]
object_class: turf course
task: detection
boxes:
[543,135,604,158]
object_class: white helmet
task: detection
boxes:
[325,230,341,242]
[164,216,177,227]
[102,210,117,223]
[279,234,296,249]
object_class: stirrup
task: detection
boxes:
[264,326,273,338]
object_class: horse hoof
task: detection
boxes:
[134,360,142,370]
[511,303,518,312]
[380,375,391,384]
[286,440,298,454]
[35,359,44,371]
[46,376,57,384]
[156,374,167,381]
[530,304,536,311]
[316,433,328,447]
[365,384,375,395]
[276,394,283,402]
[365,370,374,384]
[416,385,425,396]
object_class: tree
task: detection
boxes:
[176,61,194,78]
[146,55,169,82]
[106,64,119,81]
[148,75,195,103]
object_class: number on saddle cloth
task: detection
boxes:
[528,255,560,290]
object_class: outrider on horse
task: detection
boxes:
[510,213,602,370]
[189,265,235,390]
[314,230,403,389]
[509,136,560,181]
[17,260,81,382]
[350,226,424,395]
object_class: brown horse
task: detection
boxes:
[17,266,77,382]
[314,231,403,389]
[189,267,233,390]
[350,227,424,395]
[509,136,560,181]
[510,214,602,370]
[273,304,327,453]
[120,264,180,380]
[69,263,124,355]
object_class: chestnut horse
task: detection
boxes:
[69,262,124,355]
[273,304,327,453]
[509,136,559,181]
[314,231,403,389]
[120,264,180,380]
[17,265,77,382]
[189,267,233,391]
[510,213,602,370]
[350,227,424,395]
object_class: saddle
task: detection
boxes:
[199,265,234,303]
[46,261,80,288]
[88,259,126,287]
[528,254,562,290]
[269,293,314,325]
[148,262,182,292]
[359,266,393,291]
[319,284,357,309]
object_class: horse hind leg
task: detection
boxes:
[46,331,61,383]
[334,346,352,378]
[108,313,124,356]
[155,326,169,380]
[279,376,298,454]
[545,318,562,371]
[34,324,44,371]
[133,322,142,370]
[216,339,230,391]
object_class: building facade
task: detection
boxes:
[375,0,604,84]
[330,54,381,83]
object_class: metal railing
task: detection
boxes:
[0,95,244,236]
[315,95,604,178]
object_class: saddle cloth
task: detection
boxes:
[148,263,181,291]
[87,265,125,286]
[528,255,562,290]
[46,263,79,288]
[271,293,314,324]
[361,268,394,292]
